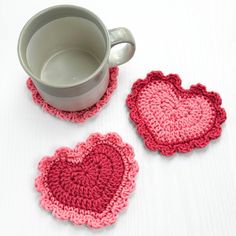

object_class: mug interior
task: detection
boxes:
[18,6,108,87]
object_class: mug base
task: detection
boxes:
[37,70,109,111]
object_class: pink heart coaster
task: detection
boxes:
[27,67,118,123]
[126,71,226,156]
[35,133,138,228]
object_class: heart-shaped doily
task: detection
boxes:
[126,71,226,156]
[35,133,138,228]
[27,67,118,123]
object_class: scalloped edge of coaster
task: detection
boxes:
[126,71,227,156]
[27,67,118,123]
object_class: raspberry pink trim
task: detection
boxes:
[126,71,226,156]
[35,133,139,228]
[27,67,118,123]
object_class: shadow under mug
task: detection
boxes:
[18,5,135,111]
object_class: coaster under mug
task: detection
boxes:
[27,67,118,123]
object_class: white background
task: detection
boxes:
[0,0,236,235]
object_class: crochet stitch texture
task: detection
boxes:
[126,71,226,156]
[35,133,139,228]
[27,67,118,123]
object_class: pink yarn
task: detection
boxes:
[126,71,226,156]
[35,133,139,228]
[27,67,118,123]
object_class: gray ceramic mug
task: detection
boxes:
[18,5,135,111]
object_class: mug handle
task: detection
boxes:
[108,27,136,67]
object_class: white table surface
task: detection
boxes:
[1,0,236,235]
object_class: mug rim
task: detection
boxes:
[17,4,111,89]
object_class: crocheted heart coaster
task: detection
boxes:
[27,67,118,123]
[35,133,139,228]
[126,71,226,156]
